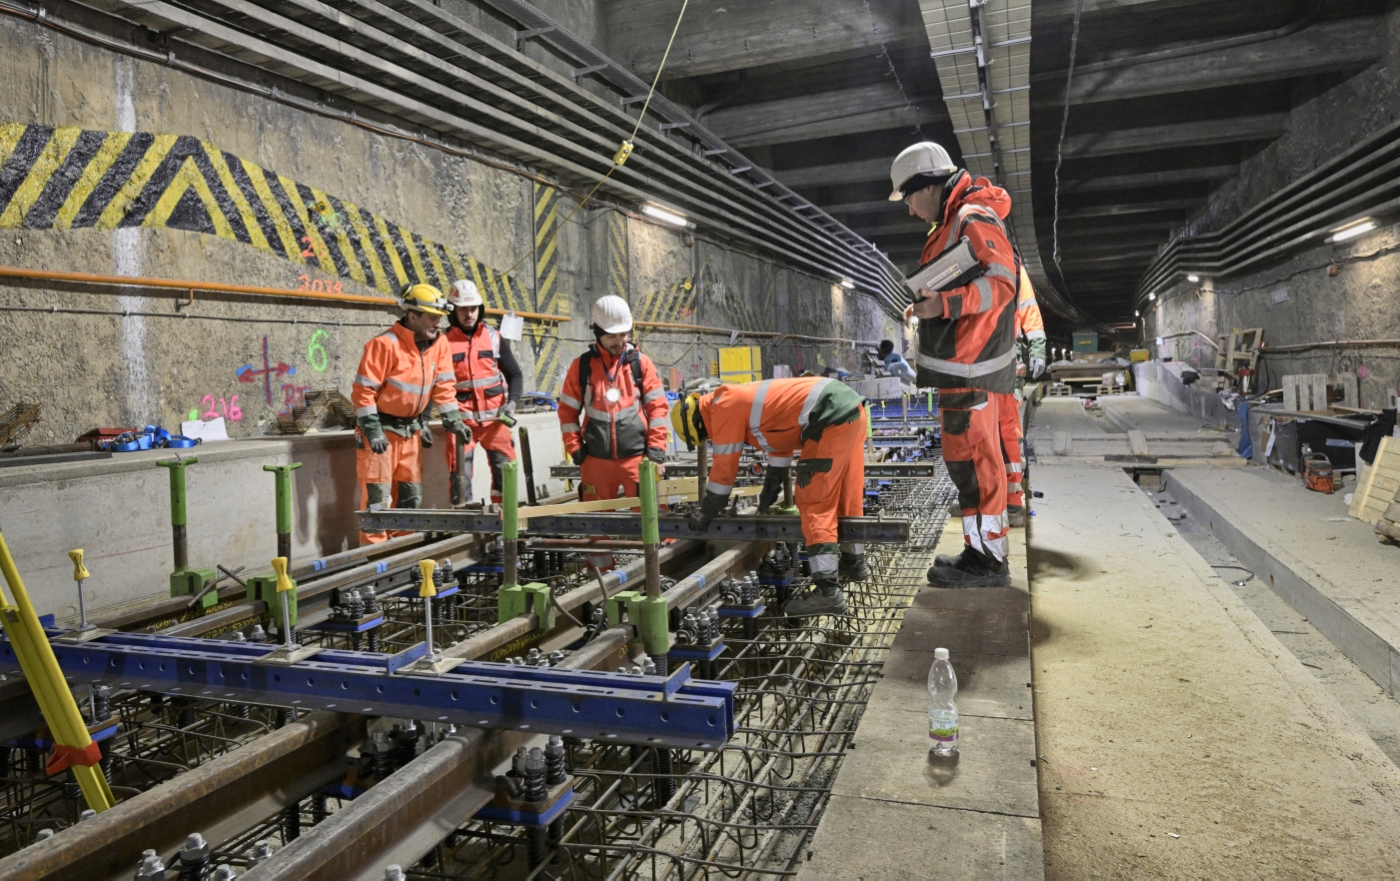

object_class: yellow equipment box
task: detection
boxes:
[719,346,763,384]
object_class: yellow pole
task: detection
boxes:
[0,532,115,811]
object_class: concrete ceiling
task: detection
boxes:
[600,0,1391,330]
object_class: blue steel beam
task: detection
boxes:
[0,630,736,751]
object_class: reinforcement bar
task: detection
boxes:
[548,462,944,479]
[357,511,912,543]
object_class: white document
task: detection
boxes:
[181,417,229,442]
[499,311,525,341]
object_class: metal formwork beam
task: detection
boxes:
[548,462,941,479]
[357,511,912,543]
[1,632,736,751]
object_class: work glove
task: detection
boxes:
[571,448,588,466]
[358,415,390,454]
[688,490,730,532]
[1030,357,1047,380]
[646,447,667,478]
[419,425,435,448]
[757,465,789,514]
[500,399,518,419]
[441,412,472,445]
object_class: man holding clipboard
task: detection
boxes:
[890,142,1019,588]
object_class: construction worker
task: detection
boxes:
[891,141,1019,588]
[671,377,869,617]
[877,339,917,385]
[442,280,523,507]
[997,267,1048,527]
[557,295,670,570]
[352,283,473,544]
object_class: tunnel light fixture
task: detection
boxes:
[641,203,692,229]
[1135,309,1140,317]
[839,278,855,290]
[1186,274,1200,283]
[1147,292,1156,301]
[1329,217,1377,243]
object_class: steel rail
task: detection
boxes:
[357,511,913,543]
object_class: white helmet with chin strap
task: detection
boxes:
[591,295,633,334]
[888,142,957,201]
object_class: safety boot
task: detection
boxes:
[927,549,1010,588]
[838,552,870,582]
[784,578,848,617]
[1007,505,1027,528]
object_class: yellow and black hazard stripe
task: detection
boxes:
[531,183,565,393]
[0,122,529,305]
[605,210,628,300]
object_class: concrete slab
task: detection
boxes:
[799,508,1042,880]
[1167,466,1400,698]
[801,795,1044,881]
[1031,462,1400,878]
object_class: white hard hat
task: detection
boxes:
[448,279,483,309]
[591,295,633,334]
[888,142,957,202]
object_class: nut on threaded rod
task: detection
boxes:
[418,559,438,661]
[271,557,295,650]
[67,549,93,631]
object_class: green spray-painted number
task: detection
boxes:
[307,329,329,372]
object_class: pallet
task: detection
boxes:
[1046,383,1073,397]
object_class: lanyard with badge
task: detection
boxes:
[602,348,625,403]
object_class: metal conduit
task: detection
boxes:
[62,0,909,314]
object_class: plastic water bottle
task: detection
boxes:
[927,647,958,756]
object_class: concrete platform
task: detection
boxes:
[1029,396,1240,462]
[800,522,1043,880]
[1032,462,1400,877]
[1167,466,1400,698]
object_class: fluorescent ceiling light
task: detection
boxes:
[1186,274,1200,283]
[641,203,689,228]
[1330,218,1377,243]
[840,278,855,290]
[1134,310,1140,317]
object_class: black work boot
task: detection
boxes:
[927,549,1010,588]
[932,545,980,570]
[1007,505,1027,528]
[838,552,870,583]
[784,577,848,617]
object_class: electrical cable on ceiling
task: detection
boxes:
[1051,0,1084,283]
[495,0,693,282]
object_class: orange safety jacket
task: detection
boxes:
[352,323,458,431]
[698,377,864,495]
[1015,267,1047,344]
[557,344,669,460]
[910,171,1019,395]
[446,323,507,421]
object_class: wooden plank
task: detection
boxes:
[1351,437,1392,521]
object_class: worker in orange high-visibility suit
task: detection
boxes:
[892,141,1018,587]
[556,295,670,570]
[672,377,869,618]
[994,267,1048,526]
[442,280,523,506]
[352,284,473,544]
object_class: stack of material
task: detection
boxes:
[273,389,356,435]
[0,402,41,449]
[1350,437,1400,544]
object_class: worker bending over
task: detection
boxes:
[557,296,669,569]
[353,284,472,544]
[442,280,523,507]
[998,267,1048,526]
[671,377,869,617]
[891,141,1019,587]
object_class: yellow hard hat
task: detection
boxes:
[670,393,706,450]
[398,283,449,316]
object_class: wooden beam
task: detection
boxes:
[1062,114,1288,158]
[603,0,923,80]
[776,157,892,189]
[1046,19,1384,106]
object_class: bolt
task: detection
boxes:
[35,828,53,841]
[248,840,274,865]
[79,809,97,822]
[211,866,237,881]
[383,866,405,881]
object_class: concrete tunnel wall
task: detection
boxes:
[1144,5,1400,410]
[0,9,903,617]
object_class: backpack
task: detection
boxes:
[579,345,644,394]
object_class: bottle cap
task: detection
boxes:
[934,647,949,660]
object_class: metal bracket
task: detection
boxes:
[253,644,322,666]
[498,582,555,630]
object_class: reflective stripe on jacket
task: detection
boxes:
[351,323,458,421]
[911,171,1019,394]
[446,323,506,421]
[698,377,864,496]
[557,344,669,460]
